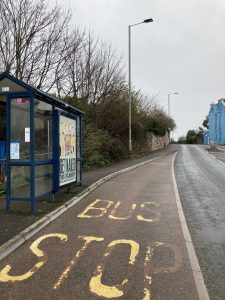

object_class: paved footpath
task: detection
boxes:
[0,152,208,299]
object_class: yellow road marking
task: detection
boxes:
[137,202,161,223]
[0,234,68,282]
[77,199,160,223]
[77,199,113,218]
[89,239,139,298]
[54,236,104,290]
[108,201,136,220]
[143,246,153,300]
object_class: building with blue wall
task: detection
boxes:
[206,99,225,145]
[203,130,209,145]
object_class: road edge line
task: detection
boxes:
[201,146,225,167]
[0,154,162,262]
[171,152,210,300]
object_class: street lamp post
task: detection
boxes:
[168,92,178,143]
[168,92,178,117]
[128,18,153,153]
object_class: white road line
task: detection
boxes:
[148,162,171,165]
[200,146,225,168]
[172,152,210,300]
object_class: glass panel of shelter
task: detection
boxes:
[0,95,6,183]
[34,98,53,197]
[9,96,54,200]
[35,98,53,161]
[0,77,32,207]
[9,97,31,199]
[35,164,53,196]
[10,97,30,161]
[10,166,30,197]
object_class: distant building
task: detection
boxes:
[205,99,225,145]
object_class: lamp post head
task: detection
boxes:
[144,18,153,23]
[169,92,179,96]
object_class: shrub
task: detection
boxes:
[83,123,127,169]
[146,108,176,136]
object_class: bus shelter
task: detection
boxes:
[0,72,83,213]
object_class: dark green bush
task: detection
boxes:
[83,123,127,169]
[85,151,110,168]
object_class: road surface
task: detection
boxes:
[0,152,199,299]
[175,145,225,300]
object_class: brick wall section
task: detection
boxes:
[146,131,170,151]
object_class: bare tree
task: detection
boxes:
[60,32,125,104]
[55,28,87,99]
[0,0,72,91]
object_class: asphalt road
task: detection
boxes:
[175,145,225,300]
[201,144,225,166]
[0,144,178,247]
[0,152,198,300]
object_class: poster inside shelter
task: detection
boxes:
[10,142,20,159]
[59,115,76,186]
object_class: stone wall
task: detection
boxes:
[146,131,170,151]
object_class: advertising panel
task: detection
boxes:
[59,115,76,186]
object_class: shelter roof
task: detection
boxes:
[0,72,84,115]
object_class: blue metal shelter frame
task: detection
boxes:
[0,72,83,213]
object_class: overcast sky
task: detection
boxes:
[58,0,225,139]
